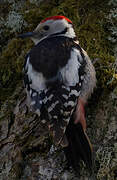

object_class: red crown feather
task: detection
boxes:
[41,16,72,24]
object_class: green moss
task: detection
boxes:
[0,0,116,102]
[0,39,33,102]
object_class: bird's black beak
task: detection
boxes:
[18,32,36,38]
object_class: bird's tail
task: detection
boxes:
[63,119,93,172]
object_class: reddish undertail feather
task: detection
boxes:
[74,98,93,152]
[74,98,86,131]
[41,15,72,24]
[63,98,93,171]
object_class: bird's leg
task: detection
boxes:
[74,98,86,131]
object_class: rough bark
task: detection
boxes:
[0,84,117,180]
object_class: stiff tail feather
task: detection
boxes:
[63,119,92,171]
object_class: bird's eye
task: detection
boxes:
[43,25,49,31]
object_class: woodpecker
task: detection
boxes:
[19,16,96,170]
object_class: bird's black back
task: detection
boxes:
[28,36,84,79]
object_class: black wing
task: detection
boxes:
[28,36,85,79]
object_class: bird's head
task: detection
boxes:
[18,16,76,44]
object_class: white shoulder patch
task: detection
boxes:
[60,48,83,86]
[27,58,46,91]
